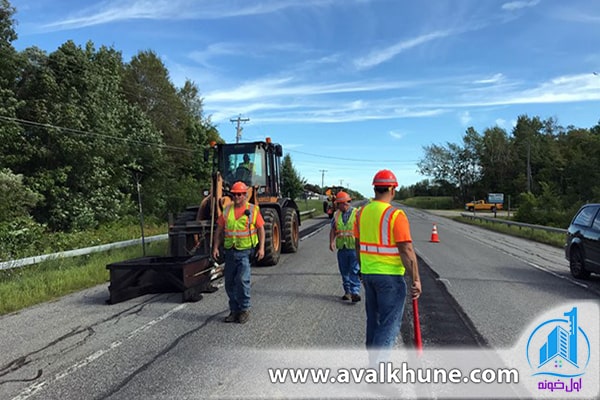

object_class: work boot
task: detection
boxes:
[351,294,361,303]
[237,310,250,324]
[224,312,238,323]
[341,293,351,301]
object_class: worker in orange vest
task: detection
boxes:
[212,181,265,324]
[354,170,422,365]
[329,191,361,302]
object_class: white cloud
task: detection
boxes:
[354,30,454,70]
[495,118,507,128]
[474,73,505,84]
[501,1,540,11]
[389,130,405,140]
[40,0,345,31]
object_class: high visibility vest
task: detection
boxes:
[223,203,259,250]
[356,200,405,275]
[334,208,357,250]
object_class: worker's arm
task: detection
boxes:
[329,226,336,252]
[212,225,224,260]
[354,238,361,267]
[397,241,421,299]
[256,225,265,260]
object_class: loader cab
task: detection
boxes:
[217,140,282,197]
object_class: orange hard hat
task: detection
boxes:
[334,191,352,203]
[231,181,248,193]
[372,169,398,187]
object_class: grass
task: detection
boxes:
[0,242,166,316]
[400,196,455,210]
[454,216,565,248]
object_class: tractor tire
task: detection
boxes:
[282,207,299,253]
[257,208,281,266]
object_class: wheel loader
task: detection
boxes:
[106,138,300,304]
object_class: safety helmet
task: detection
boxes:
[231,181,248,193]
[372,169,398,187]
[334,191,352,203]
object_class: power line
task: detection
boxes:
[0,115,198,154]
[288,148,419,163]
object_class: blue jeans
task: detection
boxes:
[337,248,361,295]
[224,248,252,312]
[362,274,407,365]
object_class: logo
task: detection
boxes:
[526,307,591,393]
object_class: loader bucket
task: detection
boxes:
[106,255,222,304]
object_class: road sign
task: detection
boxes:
[488,193,504,203]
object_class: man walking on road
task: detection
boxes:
[329,191,361,302]
[212,181,265,324]
[354,170,422,365]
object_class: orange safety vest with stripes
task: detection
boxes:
[223,203,259,250]
[356,200,405,275]
[334,208,357,249]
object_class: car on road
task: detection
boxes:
[565,203,600,279]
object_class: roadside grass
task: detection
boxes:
[296,199,325,221]
[401,196,455,210]
[0,241,166,316]
[454,216,565,248]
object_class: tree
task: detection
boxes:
[281,154,305,200]
[0,0,23,175]
[0,168,42,222]
[417,129,481,202]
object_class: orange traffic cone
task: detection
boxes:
[430,224,440,243]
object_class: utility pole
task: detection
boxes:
[230,115,249,143]
[339,179,344,187]
[319,169,327,194]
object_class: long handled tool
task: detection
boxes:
[412,298,423,356]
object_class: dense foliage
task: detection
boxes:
[281,154,306,200]
[412,115,600,227]
[0,2,219,237]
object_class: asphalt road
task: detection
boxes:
[1,207,599,399]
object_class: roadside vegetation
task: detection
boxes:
[453,216,565,248]
[0,241,166,316]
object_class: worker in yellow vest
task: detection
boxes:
[354,170,422,365]
[329,191,361,302]
[212,181,265,324]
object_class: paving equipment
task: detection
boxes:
[106,138,300,304]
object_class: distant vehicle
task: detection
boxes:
[565,203,600,279]
[465,199,503,212]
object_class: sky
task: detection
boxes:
[8,0,600,197]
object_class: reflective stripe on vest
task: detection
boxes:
[334,208,356,249]
[357,201,405,275]
[223,203,259,250]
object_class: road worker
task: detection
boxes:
[329,191,361,302]
[354,169,422,365]
[212,181,265,324]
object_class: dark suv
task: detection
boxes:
[565,203,600,279]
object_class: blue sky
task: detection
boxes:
[9,0,600,197]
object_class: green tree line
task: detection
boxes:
[0,0,308,261]
[0,1,222,248]
[403,115,600,227]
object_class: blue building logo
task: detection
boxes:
[526,307,591,378]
